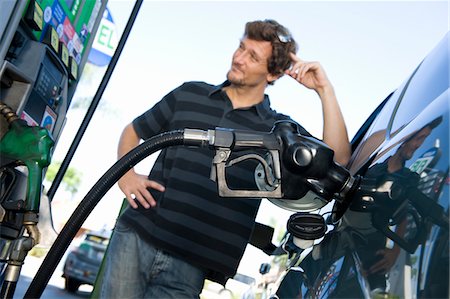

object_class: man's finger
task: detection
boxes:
[126,193,138,209]
[289,52,303,63]
[135,191,153,209]
[147,180,166,192]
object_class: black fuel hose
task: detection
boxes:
[25,129,186,298]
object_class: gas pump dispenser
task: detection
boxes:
[0,0,107,296]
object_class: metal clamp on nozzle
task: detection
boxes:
[183,128,215,147]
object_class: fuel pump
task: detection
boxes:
[0,0,107,297]
[0,102,54,297]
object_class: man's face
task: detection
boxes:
[399,127,432,160]
[227,37,278,87]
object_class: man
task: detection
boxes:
[100,19,350,298]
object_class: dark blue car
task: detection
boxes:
[269,32,449,299]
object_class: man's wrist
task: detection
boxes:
[316,84,335,99]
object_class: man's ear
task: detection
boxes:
[267,72,283,84]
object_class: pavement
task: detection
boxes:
[11,255,92,298]
[10,255,251,299]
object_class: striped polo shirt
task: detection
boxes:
[120,81,310,284]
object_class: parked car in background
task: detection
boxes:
[62,230,110,293]
[266,32,449,299]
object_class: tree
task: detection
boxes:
[45,161,83,199]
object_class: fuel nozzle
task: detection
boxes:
[273,121,355,201]
[0,102,54,213]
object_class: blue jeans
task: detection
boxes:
[100,221,207,299]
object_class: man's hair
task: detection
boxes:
[244,19,298,82]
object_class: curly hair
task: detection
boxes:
[244,19,298,83]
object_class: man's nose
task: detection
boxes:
[234,50,249,65]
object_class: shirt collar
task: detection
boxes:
[210,80,272,120]
[209,80,230,96]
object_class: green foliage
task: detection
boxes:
[28,246,48,258]
[45,161,83,195]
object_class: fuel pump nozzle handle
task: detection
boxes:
[0,103,54,213]
[182,127,283,198]
[183,121,357,216]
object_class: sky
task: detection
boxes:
[103,0,448,137]
[49,0,449,281]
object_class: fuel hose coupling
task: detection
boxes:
[183,128,215,147]
[0,102,19,124]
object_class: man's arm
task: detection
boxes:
[285,53,351,165]
[316,84,351,165]
[117,123,165,209]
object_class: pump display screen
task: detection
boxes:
[21,55,65,134]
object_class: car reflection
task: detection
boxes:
[344,117,446,296]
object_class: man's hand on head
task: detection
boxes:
[285,53,332,94]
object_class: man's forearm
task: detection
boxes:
[318,86,351,165]
[117,123,141,159]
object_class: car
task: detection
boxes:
[264,31,449,299]
[62,230,110,293]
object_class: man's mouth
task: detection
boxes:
[231,64,243,73]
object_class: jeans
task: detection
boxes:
[100,221,206,299]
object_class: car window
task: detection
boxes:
[347,88,402,173]
[364,84,403,138]
[390,36,449,137]
[350,92,391,151]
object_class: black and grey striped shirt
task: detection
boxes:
[120,81,310,284]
